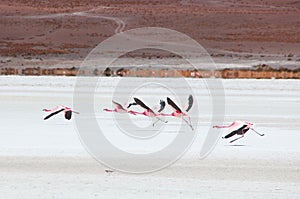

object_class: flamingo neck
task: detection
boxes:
[214,125,230,128]
[103,108,113,112]
[132,111,143,115]
[127,110,137,115]
[244,121,254,126]
[160,113,172,116]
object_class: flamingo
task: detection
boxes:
[127,99,166,113]
[43,105,79,120]
[213,120,265,143]
[127,97,167,126]
[103,100,136,115]
[161,95,194,130]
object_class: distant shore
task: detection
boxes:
[1,65,299,79]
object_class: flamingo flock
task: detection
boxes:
[127,97,168,126]
[104,95,193,129]
[43,94,265,143]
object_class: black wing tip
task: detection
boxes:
[65,111,72,120]
[127,102,137,109]
[189,95,193,102]
[186,94,194,112]
[133,97,142,104]
[112,100,119,105]
[158,100,166,113]
[166,97,172,104]
[43,108,65,120]
[224,130,239,139]
[112,100,125,109]
[166,97,182,112]
[133,97,141,102]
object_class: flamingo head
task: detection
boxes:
[245,121,254,126]
[64,107,71,111]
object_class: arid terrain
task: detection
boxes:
[0,0,300,69]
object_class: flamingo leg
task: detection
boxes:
[158,117,168,123]
[182,117,194,131]
[250,128,265,136]
[230,134,244,143]
[153,117,168,126]
[153,118,160,126]
[187,116,192,124]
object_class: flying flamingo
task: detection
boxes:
[127,97,167,126]
[161,95,194,130]
[103,100,137,115]
[213,120,265,143]
[127,99,166,113]
[43,105,79,120]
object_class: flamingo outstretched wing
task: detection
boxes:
[127,102,137,109]
[167,97,182,113]
[134,98,150,110]
[112,100,126,111]
[65,110,72,120]
[185,95,193,112]
[129,99,165,113]
[133,98,155,114]
[44,108,65,120]
[227,121,246,133]
[223,125,247,138]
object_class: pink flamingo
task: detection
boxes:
[161,95,194,130]
[127,97,167,126]
[213,120,264,143]
[43,105,79,120]
[103,100,136,115]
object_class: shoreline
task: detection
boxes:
[1,66,299,79]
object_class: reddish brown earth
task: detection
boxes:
[0,0,299,68]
